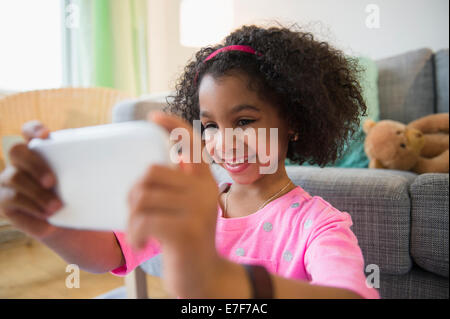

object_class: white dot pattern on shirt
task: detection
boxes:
[235,248,245,256]
[304,219,313,229]
[283,250,293,262]
[263,222,273,232]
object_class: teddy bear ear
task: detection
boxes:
[363,119,377,134]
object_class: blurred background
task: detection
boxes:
[0,0,448,96]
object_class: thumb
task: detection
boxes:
[21,120,50,143]
[148,111,208,175]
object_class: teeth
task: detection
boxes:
[227,158,246,165]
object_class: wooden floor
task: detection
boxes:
[0,237,170,299]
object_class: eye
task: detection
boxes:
[396,130,402,135]
[400,143,406,148]
[236,119,255,126]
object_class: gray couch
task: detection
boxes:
[112,48,449,299]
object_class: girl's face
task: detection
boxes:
[199,72,291,184]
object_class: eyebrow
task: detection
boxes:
[200,104,260,118]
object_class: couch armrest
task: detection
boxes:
[410,173,449,278]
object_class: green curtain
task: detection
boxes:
[62,0,149,96]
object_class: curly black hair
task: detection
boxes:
[165,24,367,167]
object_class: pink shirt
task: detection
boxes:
[111,183,380,299]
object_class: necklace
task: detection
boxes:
[224,180,293,218]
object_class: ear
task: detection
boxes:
[287,129,299,142]
[363,119,377,134]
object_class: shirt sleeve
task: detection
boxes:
[304,204,380,299]
[110,231,162,277]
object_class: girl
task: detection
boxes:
[0,25,379,299]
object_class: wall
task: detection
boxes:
[147,0,197,94]
[233,0,449,59]
[147,0,449,93]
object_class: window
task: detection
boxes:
[0,0,63,92]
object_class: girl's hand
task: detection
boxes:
[126,111,220,297]
[0,121,63,239]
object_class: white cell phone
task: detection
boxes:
[28,121,172,231]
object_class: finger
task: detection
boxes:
[127,211,181,250]
[1,208,54,238]
[148,111,210,176]
[21,120,50,143]
[9,144,56,189]
[139,164,188,189]
[0,187,50,220]
[127,213,153,249]
[0,166,62,214]
[128,186,184,214]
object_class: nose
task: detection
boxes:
[406,128,424,140]
[405,128,425,151]
[207,128,236,160]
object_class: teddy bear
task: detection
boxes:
[363,113,449,174]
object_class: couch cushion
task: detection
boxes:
[377,48,435,123]
[410,173,449,278]
[435,49,449,113]
[324,56,380,168]
[380,266,449,299]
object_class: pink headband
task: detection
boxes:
[204,45,261,62]
[194,45,262,85]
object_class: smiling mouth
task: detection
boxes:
[219,154,257,174]
[225,161,247,168]
[223,161,250,174]
[225,157,248,166]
